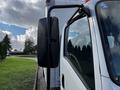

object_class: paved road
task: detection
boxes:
[36,67,47,90]
[24,57,37,61]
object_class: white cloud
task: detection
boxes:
[12,27,38,51]
[2,30,12,35]
[16,34,26,42]
[10,33,27,51]
[0,0,45,27]
[0,30,12,41]
[10,34,26,51]
[0,0,45,51]
[11,39,25,51]
[0,30,6,41]
[0,26,38,51]
[25,27,37,44]
[0,30,25,51]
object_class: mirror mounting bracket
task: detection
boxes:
[47,5,91,28]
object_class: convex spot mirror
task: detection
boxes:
[37,17,60,68]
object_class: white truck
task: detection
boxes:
[37,0,120,90]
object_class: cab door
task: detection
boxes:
[60,16,95,90]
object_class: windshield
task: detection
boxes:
[96,1,120,84]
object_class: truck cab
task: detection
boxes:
[37,0,120,90]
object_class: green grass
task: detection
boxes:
[0,56,37,90]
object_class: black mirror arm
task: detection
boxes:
[47,4,84,63]
[47,5,91,33]
[47,4,85,43]
[47,5,84,25]
[47,4,84,31]
[47,4,84,65]
[48,4,83,18]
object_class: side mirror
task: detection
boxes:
[37,17,60,68]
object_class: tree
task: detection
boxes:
[2,34,12,51]
[23,39,34,54]
[0,42,7,60]
[0,34,11,60]
[32,45,37,54]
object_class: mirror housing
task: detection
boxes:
[37,17,60,68]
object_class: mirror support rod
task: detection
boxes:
[47,4,84,90]
[48,5,83,19]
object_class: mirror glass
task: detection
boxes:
[37,17,60,68]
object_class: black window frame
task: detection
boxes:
[95,0,120,86]
[64,15,95,90]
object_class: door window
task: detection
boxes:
[64,16,95,90]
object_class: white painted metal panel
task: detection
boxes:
[61,57,87,90]
[102,76,120,90]
[89,17,102,90]
[92,3,110,77]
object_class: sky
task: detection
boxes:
[0,0,84,51]
[0,0,45,51]
[0,22,26,35]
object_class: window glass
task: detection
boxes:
[65,17,95,90]
[96,1,120,84]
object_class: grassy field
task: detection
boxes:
[0,56,37,90]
